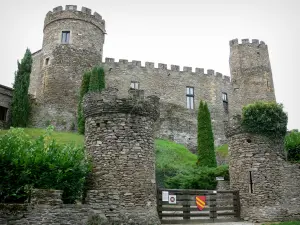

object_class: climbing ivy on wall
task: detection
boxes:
[78,71,91,134]
[78,66,105,134]
[196,100,217,168]
[11,48,32,127]
[242,101,288,138]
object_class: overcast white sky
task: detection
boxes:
[0,0,299,130]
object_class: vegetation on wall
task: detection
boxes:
[78,71,91,134]
[77,66,105,134]
[11,48,32,127]
[285,130,300,162]
[0,127,91,204]
[242,101,288,138]
[196,100,217,168]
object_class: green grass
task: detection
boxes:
[155,139,197,170]
[215,144,228,157]
[263,222,300,225]
[0,128,84,146]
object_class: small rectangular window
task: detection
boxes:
[130,81,139,89]
[0,106,8,121]
[45,58,49,65]
[186,87,194,109]
[222,92,228,102]
[249,171,254,193]
[61,31,70,44]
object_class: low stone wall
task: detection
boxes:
[0,189,106,225]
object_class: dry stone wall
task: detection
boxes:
[83,88,161,225]
[226,117,300,222]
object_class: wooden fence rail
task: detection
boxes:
[157,188,241,224]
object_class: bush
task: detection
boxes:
[196,101,217,167]
[165,165,229,190]
[285,131,300,161]
[0,127,91,203]
[242,101,288,138]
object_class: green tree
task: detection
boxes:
[196,101,217,167]
[77,71,91,134]
[89,66,105,92]
[11,48,32,127]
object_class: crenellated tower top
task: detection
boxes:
[44,5,106,33]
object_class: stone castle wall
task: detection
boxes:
[0,85,13,129]
[102,58,232,149]
[83,88,160,224]
[226,119,300,222]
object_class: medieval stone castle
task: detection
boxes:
[1,5,300,224]
[0,4,273,152]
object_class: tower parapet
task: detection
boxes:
[44,5,105,33]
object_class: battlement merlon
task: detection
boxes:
[229,38,267,48]
[103,58,231,82]
[83,88,160,121]
[44,5,106,33]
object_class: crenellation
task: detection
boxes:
[171,65,180,71]
[230,38,268,47]
[119,59,129,64]
[93,12,102,20]
[223,75,231,82]
[207,69,215,75]
[53,6,63,13]
[252,39,259,44]
[65,5,77,11]
[132,60,141,66]
[105,57,115,63]
[242,39,249,44]
[158,63,167,70]
[183,66,192,72]
[216,72,223,78]
[195,68,205,74]
[81,6,91,15]
[145,62,155,68]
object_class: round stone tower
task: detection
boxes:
[83,88,161,225]
[31,5,105,130]
[229,39,276,115]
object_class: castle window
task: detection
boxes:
[61,31,70,44]
[130,81,139,89]
[249,171,254,193]
[0,106,8,121]
[186,87,194,109]
[45,58,49,65]
[222,92,228,114]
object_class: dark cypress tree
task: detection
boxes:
[11,48,32,127]
[77,71,91,134]
[89,67,100,92]
[196,101,217,167]
[98,67,105,91]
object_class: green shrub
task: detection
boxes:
[0,127,91,203]
[11,48,32,127]
[196,101,217,167]
[89,66,105,93]
[285,131,300,161]
[165,165,229,190]
[242,101,288,138]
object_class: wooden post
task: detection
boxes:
[157,187,162,220]
[209,191,217,221]
[183,193,190,220]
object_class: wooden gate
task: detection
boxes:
[157,188,241,224]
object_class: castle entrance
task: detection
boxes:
[157,188,241,224]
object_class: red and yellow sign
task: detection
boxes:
[195,196,206,211]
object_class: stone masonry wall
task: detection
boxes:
[229,39,276,116]
[0,84,13,129]
[0,189,107,225]
[83,88,161,225]
[29,5,105,130]
[226,118,300,222]
[102,58,232,148]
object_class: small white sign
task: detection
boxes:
[216,176,224,181]
[162,191,169,202]
[169,195,176,204]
